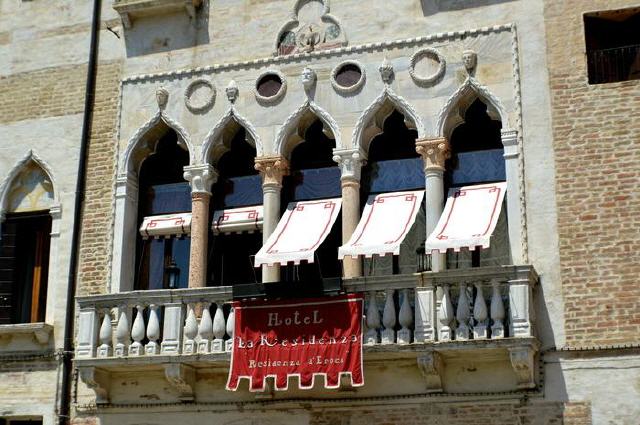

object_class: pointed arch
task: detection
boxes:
[436,77,509,140]
[201,107,262,166]
[0,150,59,215]
[352,88,426,155]
[274,100,342,158]
[120,111,196,175]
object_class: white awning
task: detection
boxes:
[339,190,425,259]
[425,182,507,253]
[212,206,263,235]
[254,198,342,267]
[139,213,191,239]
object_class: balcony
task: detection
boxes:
[587,44,640,84]
[112,0,202,28]
[75,265,539,404]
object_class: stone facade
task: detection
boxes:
[1,0,640,425]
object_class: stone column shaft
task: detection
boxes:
[416,137,451,272]
[183,165,218,289]
[255,156,289,283]
[333,148,366,279]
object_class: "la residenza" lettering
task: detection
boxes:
[267,310,323,327]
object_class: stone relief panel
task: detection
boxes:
[275,0,347,56]
[6,161,55,213]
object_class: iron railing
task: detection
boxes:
[587,44,640,84]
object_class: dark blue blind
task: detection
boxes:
[286,167,342,201]
[146,182,192,215]
[448,149,505,186]
[218,175,263,208]
[362,157,425,194]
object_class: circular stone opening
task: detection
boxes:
[335,63,363,88]
[256,73,283,98]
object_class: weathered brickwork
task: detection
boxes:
[308,401,576,425]
[0,64,87,125]
[544,1,640,346]
[77,60,123,296]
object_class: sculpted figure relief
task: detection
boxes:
[462,50,478,75]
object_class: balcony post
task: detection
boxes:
[333,148,366,278]
[415,137,450,272]
[161,302,185,354]
[255,155,289,283]
[509,277,534,337]
[414,284,437,342]
[76,306,99,358]
[183,164,218,289]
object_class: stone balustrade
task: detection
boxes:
[75,287,234,359]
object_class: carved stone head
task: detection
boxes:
[225,80,239,103]
[379,57,394,84]
[462,50,477,74]
[301,67,317,90]
[155,87,169,110]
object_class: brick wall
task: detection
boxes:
[307,401,581,425]
[0,64,87,125]
[76,60,122,296]
[544,0,640,347]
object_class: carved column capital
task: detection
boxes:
[415,137,451,172]
[115,172,138,201]
[254,155,290,188]
[332,148,367,183]
[183,164,218,195]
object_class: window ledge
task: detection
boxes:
[113,0,202,28]
[0,322,53,346]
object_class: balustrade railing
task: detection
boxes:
[76,287,234,359]
[76,266,536,359]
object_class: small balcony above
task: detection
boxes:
[113,0,202,28]
[75,265,539,404]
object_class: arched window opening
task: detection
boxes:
[444,98,510,269]
[360,110,425,276]
[0,160,54,324]
[209,127,262,287]
[282,119,342,287]
[135,130,191,290]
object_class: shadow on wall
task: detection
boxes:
[122,4,210,57]
[420,0,517,16]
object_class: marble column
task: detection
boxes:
[333,148,366,279]
[183,164,218,289]
[254,155,289,283]
[415,137,450,272]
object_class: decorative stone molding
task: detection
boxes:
[183,164,218,195]
[416,351,444,392]
[254,156,290,188]
[352,87,426,153]
[0,149,59,215]
[301,66,317,92]
[379,57,394,85]
[254,70,287,105]
[184,79,216,114]
[121,110,196,175]
[462,49,478,76]
[435,77,508,139]
[274,100,342,157]
[274,0,347,56]
[415,137,451,172]
[331,60,366,95]
[164,364,195,401]
[0,323,53,346]
[509,346,535,389]
[122,24,514,84]
[409,48,446,87]
[78,367,110,404]
[113,0,202,29]
[332,148,367,182]
[201,107,263,164]
[225,80,239,103]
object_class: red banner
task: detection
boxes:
[226,294,364,391]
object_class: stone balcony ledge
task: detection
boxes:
[0,322,53,350]
[113,0,202,28]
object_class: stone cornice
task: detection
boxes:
[120,24,515,85]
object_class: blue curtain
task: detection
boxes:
[287,167,342,201]
[362,158,425,194]
[220,175,263,208]
[449,149,505,186]
[147,182,192,214]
